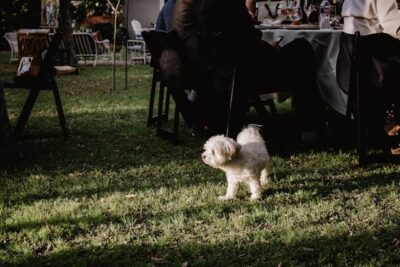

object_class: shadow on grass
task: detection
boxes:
[263,171,400,199]
[8,223,400,266]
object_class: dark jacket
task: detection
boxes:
[155,0,177,32]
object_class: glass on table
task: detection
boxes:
[304,0,317,24]
[324,5,336,27]
[279,0,302,23]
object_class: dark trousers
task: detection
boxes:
[206,38,326,136]
[337,32,400,128]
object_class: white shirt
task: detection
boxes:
[342,0,400,38]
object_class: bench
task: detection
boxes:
[73,32,111,66]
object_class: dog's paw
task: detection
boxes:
[218,195,234,201]
[260,177,269,187]
[249,194,261,201]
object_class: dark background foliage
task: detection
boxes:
[0,0,124,50]
[0,0,40,49]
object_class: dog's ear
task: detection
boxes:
[224,138,241,161]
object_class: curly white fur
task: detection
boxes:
[202,125,270,201]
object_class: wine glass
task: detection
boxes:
[285,0,295,22]
[304,0,316,24]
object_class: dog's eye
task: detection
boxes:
[211,150,215,155]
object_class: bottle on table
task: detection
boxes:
[319,0,331,29]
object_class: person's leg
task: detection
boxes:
[357,34,399,138]
[167,76,207,132]
[280,38,326,134]
[365,33,400,153]
[204,66,233,136]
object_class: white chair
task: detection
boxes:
[128,20,153,64]
[4,32,18,63]
[131,19,154,40]
[127,39,149,64]
[92,31,111,61]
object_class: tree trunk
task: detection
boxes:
[59,0,76,66]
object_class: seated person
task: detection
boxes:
[169,0,326,138]
[336,0,400,154]
[155,0,177,32]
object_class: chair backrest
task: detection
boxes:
[91,31,103,42]
[73,32,97,57]
[131,20,143,39]
[16,29,52,78]
[4,32,18,53]
[142,30,192,86]
[92,31,110,52]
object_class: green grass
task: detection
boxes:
[1,51,400,266]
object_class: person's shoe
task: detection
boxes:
[391,146,400,155]
[384,123,400,136]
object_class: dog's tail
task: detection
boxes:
[236,124,265,144]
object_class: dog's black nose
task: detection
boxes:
[201,154,206,160]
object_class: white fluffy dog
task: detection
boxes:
[202,125,270,201]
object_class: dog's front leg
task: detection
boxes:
[248,178,262,200]
[218,176,238,201]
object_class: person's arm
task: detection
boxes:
[155,10,167,32]
[245,0,255,18]
[377,0,400,38]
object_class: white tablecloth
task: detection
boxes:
[262,29,347,115]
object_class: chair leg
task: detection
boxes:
[164,88,171,120]
[172,102,179,140]
[157,81,165,129]
[14,89,40,139]
[155,81,179,143]
[265,99,277,115]
[355,62,366,166]
[52,84,68,139]
[252,95,271,119]
[147,69,158,126]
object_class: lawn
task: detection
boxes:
[1,51,400,266]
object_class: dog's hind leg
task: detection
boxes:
[248,178,262,200]
[260,163,269,187]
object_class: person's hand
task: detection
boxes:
[248,10,255,18]
[271,36,284,47]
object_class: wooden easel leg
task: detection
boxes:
[53,85,68,139]
[14,89,40,139]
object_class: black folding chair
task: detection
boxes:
[1,29,72,140]
[142,30,182,143]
